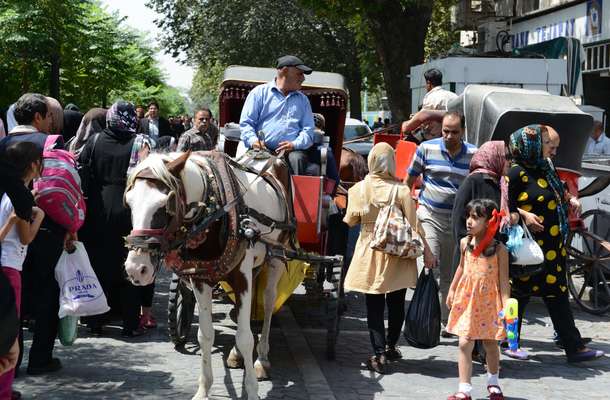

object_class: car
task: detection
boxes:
[342,117,373,157]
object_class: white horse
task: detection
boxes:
[123,151,288,400]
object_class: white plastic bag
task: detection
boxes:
[55,241,110,318]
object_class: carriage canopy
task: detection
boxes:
[447,84,594,172]
[219,66,348,164]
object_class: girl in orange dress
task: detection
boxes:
[446,199,510,400]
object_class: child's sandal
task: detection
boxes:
[487,385,505,400]
[447,393,472,400]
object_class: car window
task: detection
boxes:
[344,124,372,140]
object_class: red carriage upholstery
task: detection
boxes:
[394,140,417,181]
[557,167,582,228]
[292,175,334,253]
[373,132,401,148]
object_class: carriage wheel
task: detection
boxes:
[325,261,344,360]
[566,209,610,315]
[168,273,197,345]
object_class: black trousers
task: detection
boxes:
[515,293,583,356]
[21,228,64,367]
[140,283,155,308]
[287,150,318,176]
[365,288,407,357]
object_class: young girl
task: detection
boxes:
[446,199,510,400]
[0,141,45,399]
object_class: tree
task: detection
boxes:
[147,0,380,120]
[0,0,187,113]
[302,0,433,122]
[424,0,460,60]
[189,60,227,116]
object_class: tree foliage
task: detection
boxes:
[424,0,460,60]
[0,0,187,115]
[301,0,434,122]
[147,0,381,120]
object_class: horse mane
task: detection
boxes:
[126,152,182,195]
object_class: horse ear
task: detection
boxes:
[166,151,191,177]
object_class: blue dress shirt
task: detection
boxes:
[239,80,314,150]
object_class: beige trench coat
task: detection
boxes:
[343,183,422,294]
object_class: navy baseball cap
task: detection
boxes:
[276,55,312,74]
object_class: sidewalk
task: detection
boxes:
[13,269,610,399]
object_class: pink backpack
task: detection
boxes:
[33,135,86,233]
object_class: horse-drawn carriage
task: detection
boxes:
[161,65,350,359]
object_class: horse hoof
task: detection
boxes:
[254,360,270,381]
[191,392,209,400]
[226,351,244,369]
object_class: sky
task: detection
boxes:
[100,0,194,92]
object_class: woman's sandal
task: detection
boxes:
[447,393,472,400]
[487,385,505,400]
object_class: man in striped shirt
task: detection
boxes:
[406,112,477,331]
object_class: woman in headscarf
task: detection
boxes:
[69,108,107,157]
[343,142,434,374]
[452,141,510,272]
[78,101,150,337]
[450,141,510,362]
[507,125,603,363]
[45,97,64,136]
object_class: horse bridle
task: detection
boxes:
[124,169,189,276]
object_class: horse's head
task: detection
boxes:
[124,152,190,285]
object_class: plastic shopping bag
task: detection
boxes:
[58,315,78,346]
[403,268,441,349]
[55,242,109,318]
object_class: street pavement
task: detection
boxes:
[14,268,610,400]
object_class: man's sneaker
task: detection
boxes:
[27,358,62,375]
[385,346,403,361]
[567,349,604,363]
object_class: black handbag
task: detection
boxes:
[403,268,441,349]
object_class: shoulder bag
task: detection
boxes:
[370,185,424,259]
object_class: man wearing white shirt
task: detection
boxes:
[421,68,458,111]
[585,120,610,155]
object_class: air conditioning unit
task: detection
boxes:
[477,20,509,53]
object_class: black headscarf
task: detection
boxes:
[106,101,138,138]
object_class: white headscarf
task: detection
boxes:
[6,103,17,132]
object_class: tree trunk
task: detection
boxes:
[49,52,60,100]
[365,0,433,123]
[347,71,363,121]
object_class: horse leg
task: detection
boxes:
[191,282,214,400]
[234,254,259,399]
[254,259,283,380]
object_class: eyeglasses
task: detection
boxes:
[198,117,209,122]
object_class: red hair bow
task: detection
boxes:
[472,209,506,257]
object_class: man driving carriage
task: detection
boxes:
[239,55,317,175]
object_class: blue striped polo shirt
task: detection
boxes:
[407,138,477,214]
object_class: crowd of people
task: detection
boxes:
[0,93,222,400]
[344,69,606,400]
[0,57,607,400]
